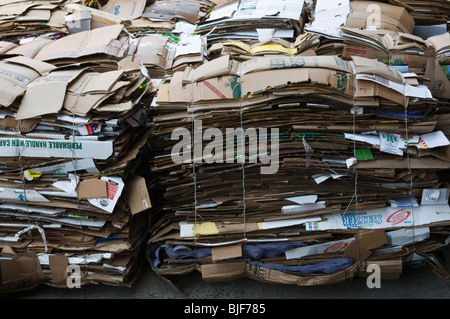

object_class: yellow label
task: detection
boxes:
[23,170,42,181]
[193,222,219,235]
[224,42,297,55]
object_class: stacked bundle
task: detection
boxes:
[196,0,308,44]
[0,0,69,43]
[0,25,154,292]
[394,0,450,27]
[307,0,431,73]
[146,53,450,286]
[134,31,206,78]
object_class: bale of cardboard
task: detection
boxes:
[1,0,450,294]
[145,52,450,289]
[0,22,157,292]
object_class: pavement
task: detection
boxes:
[7,244,450,300]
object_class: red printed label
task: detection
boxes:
[106,182,119,200]
[324,241,349,253]
[345,48,367,55]
[386,209,411,225]
[204,80,228,99]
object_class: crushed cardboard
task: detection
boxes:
[1,0,450,294]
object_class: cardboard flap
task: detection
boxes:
[344,229,389,261]
[0,249,45,293]
[201,261,246,282]
[34,24,126,61]
[16,68,85,120]
[124,175,151,215]
[49,255,69,287]
[211,244,242,261]
[352,56,404,83]
[77,178,108,200]
[5,55,56,75]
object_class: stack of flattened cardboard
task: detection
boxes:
[0,0,69,43]
[145,52,450,288]
[1,0,450,293]
[196,0,308,45]
[307,0,432,73]
[394,0,450,28]
[0,24,154,292]
[106,0,216,78]
[133,32,206,78]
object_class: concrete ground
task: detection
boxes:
[7,245,450,300]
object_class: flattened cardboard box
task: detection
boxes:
[0,56,55,107]
[246,262,360,286]
[77,178,108,200]
[0,246,46,293]
[34,24,127,62]
[16,68,84,120]
[341,44,428,69]
[424,56,450,100]
[305,203,450,231]
[0,137,113,160]
[124,175,151,215]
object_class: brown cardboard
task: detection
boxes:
[48,254,68,287]
[77,178,108,200]
[211,244,242,261]
[355,78,406,106]
[344,229,388,261]
[0,246,46,293]
[16,69,84,120]
[189,54,240,82]
[124,175,152,215]
[34,24,127,62]
[424,56,450,100]
[157,55,414,105]
[342,43,428,69]
[201,262,246,282]
[7,38,53,58]
[356,158,450,169]
[0,40,16,53]
[352,56,404,83]
[133,34,167,71]
[246,262,359,286]
[240,55,353,75]
[346,1,415,34]
[0,56,55,107]
[98,0,147,20]
[63,69,125,115]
